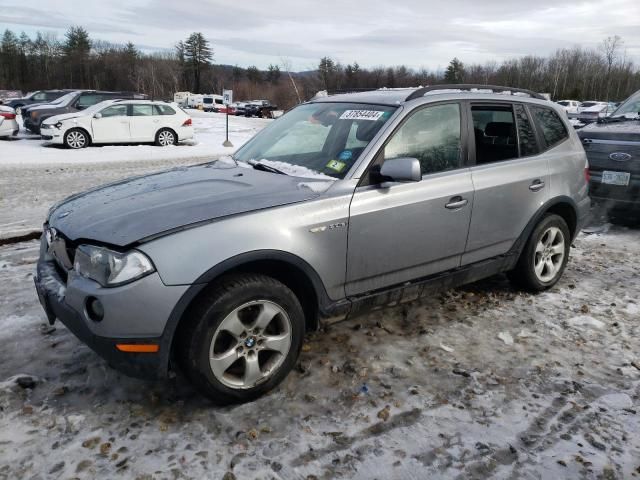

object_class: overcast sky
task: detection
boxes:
[2,0,639,71]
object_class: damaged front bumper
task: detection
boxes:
[33,233,188,379]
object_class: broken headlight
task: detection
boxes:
[74,245,155,287]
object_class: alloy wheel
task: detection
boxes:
[158,130,175,146]
[208,300,292,389]
[533,226,565,282]
[66,131,86,149]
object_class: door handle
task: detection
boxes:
[445,196,469,209]
[529,180,545,192]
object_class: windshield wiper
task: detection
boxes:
[247,160,288,175]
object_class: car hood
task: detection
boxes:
[578,120,640,142]
[48,161,331,247]
[42,112,81,124]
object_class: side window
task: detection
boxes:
[76,94,101,109]
[529,106,568,148]
[131,104,154,116]
[100,105,128,118]
[383,103,461,175]
[154,105,176,115]
[32,92,46,101]
[514,104,539,156]
[471,105,518,164]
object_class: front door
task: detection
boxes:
[346,102,474,296]
[91,104,130,143]
[462,102,551,265]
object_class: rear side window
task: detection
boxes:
[131,104,154,116]
[471,105,518,164]
[530,106,568,148]
[76,94,101,109]
[154,105,176,115]
[514,104,539,157]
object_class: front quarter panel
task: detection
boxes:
[138,187,353,301]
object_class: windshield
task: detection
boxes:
[83,100,116,115]
[234,102,397,179]
[611,91,640,117]
[581,102,598,108]
[557,101,569,106]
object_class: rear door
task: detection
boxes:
[346,102,474,296]
[462,101,550,265]
[129,104,158,141]
[91,104,130,143]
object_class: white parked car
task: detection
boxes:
[556,100,580,115]
[40,100,194,149]
[576,102,617,124]
[0,105,19,138]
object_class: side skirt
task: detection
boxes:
[320,252,517,326]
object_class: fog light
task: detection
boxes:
[86,297,104,322]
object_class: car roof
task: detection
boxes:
[311,84,551,107]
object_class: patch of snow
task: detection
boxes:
[567,315,605,329]
[596,393,633,410]
[439,342,454,353]
[258,159,336,180]
[497,331,514,345]
[297,181,334,193]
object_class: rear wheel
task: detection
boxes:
[64,128,89,149]
[508,214,570,291]
[177,274,305,404]
[155,128,177,146]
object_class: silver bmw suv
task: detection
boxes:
[34,85,590,403]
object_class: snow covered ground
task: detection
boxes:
[0,111,271,240]
[0,226,639,479]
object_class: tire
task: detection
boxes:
[64,128,89,149]
[508,214,571,292]
[155,128,177,146]
[176,274,305,404]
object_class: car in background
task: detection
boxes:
[578,89,640,218]
[245,100,277,118]
[25,90,147,134]
[1,90,73,114]
[41,99,193,149]
[0,106,19,138]
[231,102,247,116]
[577,102,617,124]
[202,94,224,112]
[556,100,580,115]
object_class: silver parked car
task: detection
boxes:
[35,85,590,403]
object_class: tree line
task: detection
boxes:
[1,26,639,111]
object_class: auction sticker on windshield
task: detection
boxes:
[339,110,385,121]
[601,171,630,186]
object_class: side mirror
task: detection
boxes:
[380,157,421,183]
[93,112,102,119]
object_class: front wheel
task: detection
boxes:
[176,274,305,404]
[64,128,89,149]
[508,214,570,291]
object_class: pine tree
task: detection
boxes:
[444,58,465,84]
[63,26,91,87]
[183,32,213,93]
[266,64,281,84]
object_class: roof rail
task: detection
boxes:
[405,84,547,101]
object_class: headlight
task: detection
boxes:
[74,245,155,287]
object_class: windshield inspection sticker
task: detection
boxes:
[339,110,385,121]
[326,160,347,172]
[338,150,353,161]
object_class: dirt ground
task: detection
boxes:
[0,223,638,480]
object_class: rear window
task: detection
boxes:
[580,102,597,108]
[529,106,568,148]
[203,98,213,104]
[557,101,569,106]
[154,105,176,115]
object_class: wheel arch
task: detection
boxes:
[508,196,580,264]
[162,250,333,368]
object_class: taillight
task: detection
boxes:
[0,112,16,120]
[182,118,192,126]
[584,160,590,182]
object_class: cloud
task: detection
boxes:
[1,0,638,69]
